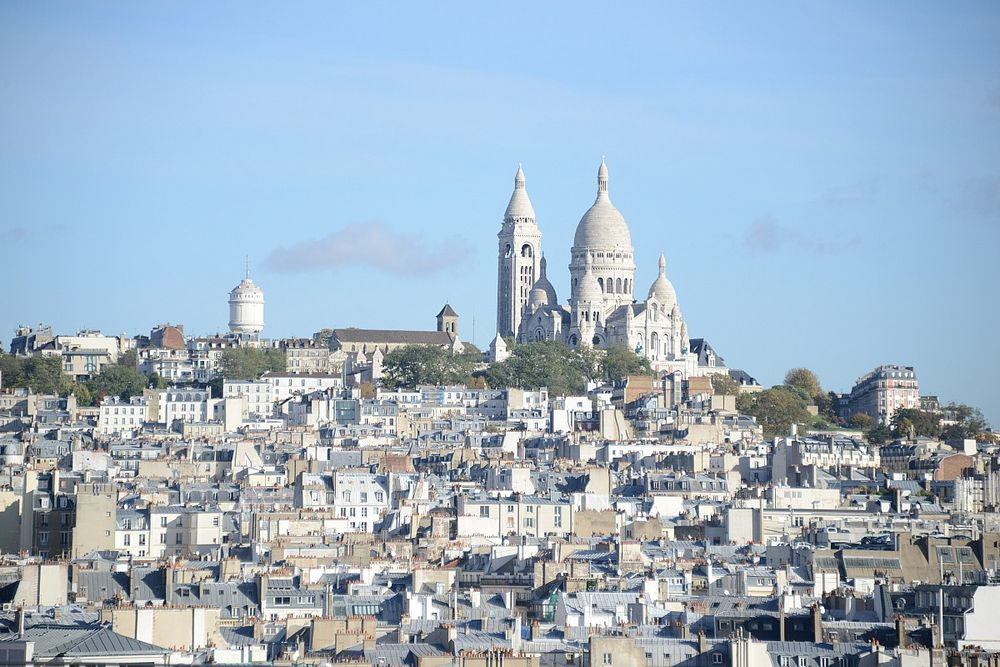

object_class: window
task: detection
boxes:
[480,506,490,517]
[713,654,723,665]
[175,534,183,544]
[124,534,131,546]
[603,654,612,665]
[160,516,167,527]
[139,534,146,545]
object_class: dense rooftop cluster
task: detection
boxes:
[0,319,996,666]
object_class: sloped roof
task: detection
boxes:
[331,329,454,345]
[436,304,459,318]
[9,625,167,658]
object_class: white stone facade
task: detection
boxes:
[498,161,710,376]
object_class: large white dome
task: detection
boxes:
[573,160,632,249]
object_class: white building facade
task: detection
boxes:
[497,161,720,377]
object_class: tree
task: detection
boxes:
[117,349,138,370]
[739,386,813,438]
[868,424,892,445]
[478,340,589,397]
[207,376,225,398]
[22,355,73,395]
[814,391,837,421]
[466,375,488,390]
[313,328,335,348]
[219,348,286,380]
[940,403,990,440]
[784,368,822,399]
[711,373,741,396]
[600,346,652,383]
[86,364,147,401]
[359,381,376,398]
[850,413,874,431]
[0,354,26,389]
[890,409,940,438]
[73,383,95,407]
[382,345,476,389]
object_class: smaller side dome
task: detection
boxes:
[528,285,549,310]
[576,253,603,302]
[528,254,558,307]
[647,254,677,310]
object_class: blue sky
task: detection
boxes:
[1,3,998,424]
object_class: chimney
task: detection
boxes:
[811,603,823,643]
[895,615,906,648]
[15,606,25,635]
[779,594,786,642]
[698,629,708,654]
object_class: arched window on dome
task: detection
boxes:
[616,278,622,293]
[535,329,545,342]
[597,278,604,292]
[650,332,659,360]
[504,244,512,258]
[521,244,533,258]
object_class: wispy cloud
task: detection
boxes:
[0,227,31,244]
[743,215,861,255]
[266,221,473,276]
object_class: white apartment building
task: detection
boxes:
[138,347,195,382]
[97,396,150,437]
[456,495,573,539]
[115,509,151,559]
[224,380,274,421]
[148,506,224,558]
[330,472,390,533]
[296,472,391,533]
[261,371,343,403]
[158,388,214,426]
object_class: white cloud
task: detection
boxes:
[266,221,473,276]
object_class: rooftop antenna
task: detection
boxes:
[245,255,250,278]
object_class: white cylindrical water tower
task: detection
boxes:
[228,273,265,336]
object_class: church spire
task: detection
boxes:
[504,163,536,224]
[597,157,608,196]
